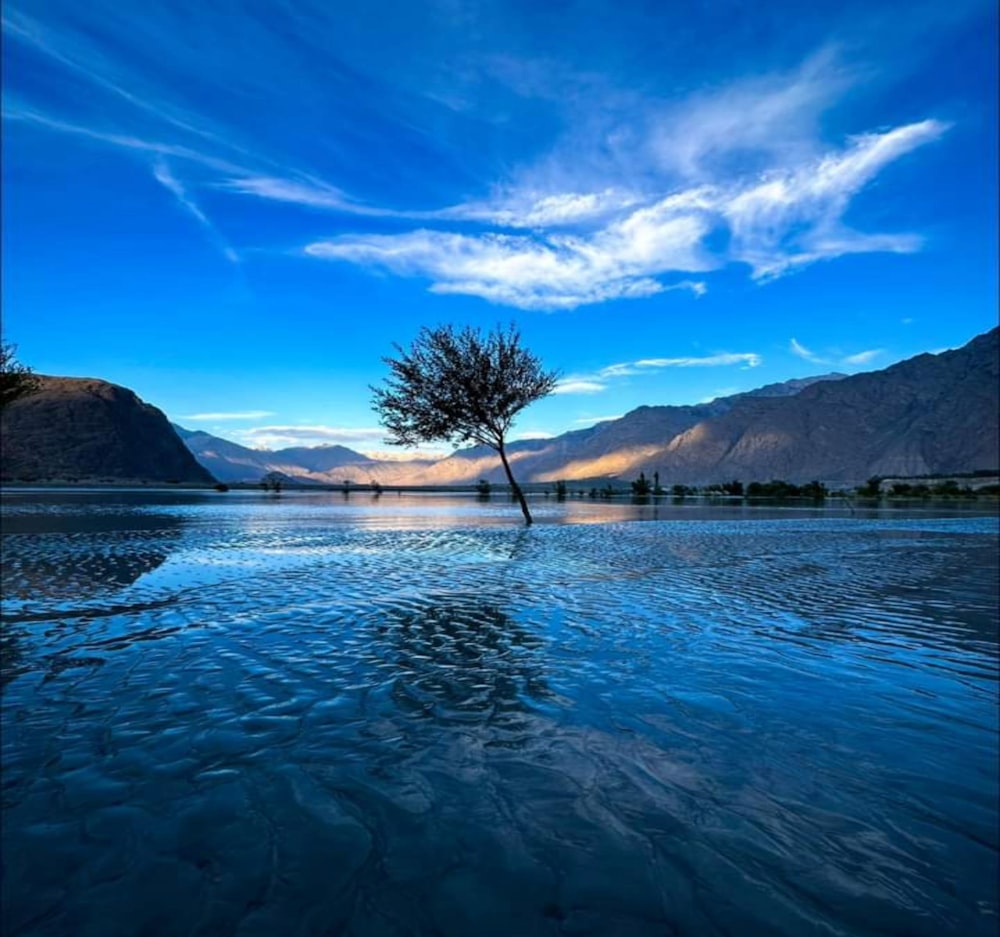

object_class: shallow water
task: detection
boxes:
[2,490,998,937]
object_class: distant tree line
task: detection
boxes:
[856,475,996,498]
[563,473,1000,500]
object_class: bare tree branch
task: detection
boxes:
[371,324,557,524]
[0,342,40,409]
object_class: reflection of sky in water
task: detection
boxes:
[1,490,998,936]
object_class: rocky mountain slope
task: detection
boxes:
[172,427,431,484]
[441,328,996,486]
[179,330,992,488]
[174,374,844,485]
[171,426,338,484]
[9,330,993,488]
[647,330,998,484]
[1,377,215,484]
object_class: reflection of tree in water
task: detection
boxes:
[374,593,551,727]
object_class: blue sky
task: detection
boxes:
[2,0,996,455]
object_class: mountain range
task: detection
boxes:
[1,377,213,484]
[175,328,997,486]
[3,328,996,487]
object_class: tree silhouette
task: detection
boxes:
[371,324,557,525]
[1,342,40,409]
[631,472,652,496]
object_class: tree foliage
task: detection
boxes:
[857,476,882,498]
[261,471,284,492]
[371,324,557,524]
[372,324,557,450]
[631,472,652,496]
[0,342,40,409]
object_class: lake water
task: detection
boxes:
[1,490,997,937]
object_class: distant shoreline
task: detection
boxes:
[3,477,998,502]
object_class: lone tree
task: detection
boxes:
[371,324,557,525]
[1,342,40,408]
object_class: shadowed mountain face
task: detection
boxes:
[504,330,996,485]
[1,377,216,484]
[175,373,851,485]
[171,428,412,485]
[29,331,992,488]
[171,426,338,484]
[173,426,441,485]
[664,340,997,483]
[646,328,999,484]
[175,331,997,486]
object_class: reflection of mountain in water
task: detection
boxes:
[373,593,550,727]
[1,511,184,603]
[0,510,186,687]
[2,547,171,603]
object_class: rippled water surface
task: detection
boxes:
[2,490,998,937]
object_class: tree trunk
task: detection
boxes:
[496,441,532,525]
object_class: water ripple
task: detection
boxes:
[1,492,997,936]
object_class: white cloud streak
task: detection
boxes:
[647,49,853,181]
[552,380,608,395]
[239,425,387,449]
[152,160,239,263]
[841,349,883,365]
[305,206,714,310]
[791,339,885,367]
[574,414,625,425]
[441,188,643,228]
[790,338,828,364]
[555,349,762,395]
[307,121,947,309]
[634,352,762,369]
[3,10,952,311]
[513,430,555,440]
[1,8,229,148]
[724,120,948,279]
[362,448,450,461]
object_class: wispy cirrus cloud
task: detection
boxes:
[306,117,947,308]
[790,339,883,367]
[553,379,608,395]
[2,2,954,308]
[574,414,625,425]
[512,430,556,440]
[440,188,643,228]
[222,424,445,457]
[237,425,387,449]
[841,348,884,365]
[253,426,385,444]
[553,349,762,394]
[723,120,947,279]
[789,338,827,364]
[305,210,712,311]
[153,160,239,263]
[634,352,762,369]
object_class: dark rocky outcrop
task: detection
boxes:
[2,377,216,484]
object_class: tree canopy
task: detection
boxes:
[0,342,40,409]
[371,324,557,524]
